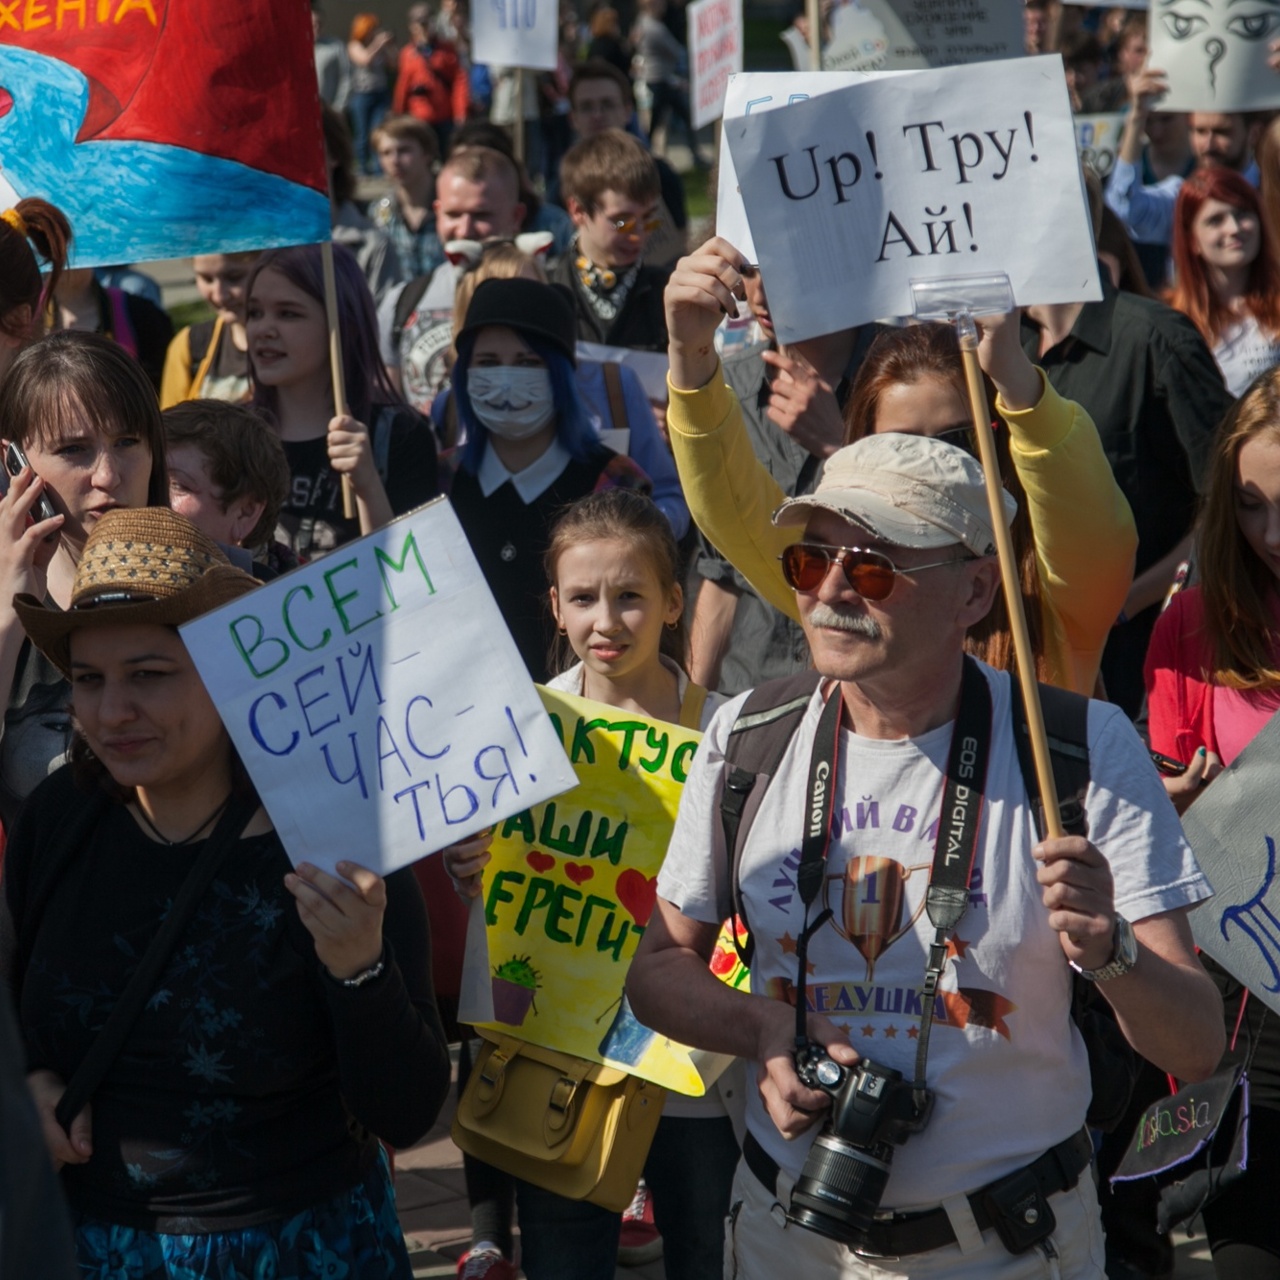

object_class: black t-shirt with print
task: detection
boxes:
[276,403,440,560]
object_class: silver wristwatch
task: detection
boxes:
[1070,915,1138,982]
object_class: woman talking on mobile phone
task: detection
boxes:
[0,333,170,826]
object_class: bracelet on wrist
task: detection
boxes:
[326,947,386,989]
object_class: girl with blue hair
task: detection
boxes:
[246,243,438,560]
[450,275,647,681]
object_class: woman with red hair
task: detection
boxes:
[1167,166,1280,396]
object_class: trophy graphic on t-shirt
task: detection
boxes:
[826,856,930,981]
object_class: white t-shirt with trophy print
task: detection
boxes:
[657,661,1211,1211]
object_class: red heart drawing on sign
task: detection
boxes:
[616,870,657,926]
[527,851,555,874]
[565,864,594,885]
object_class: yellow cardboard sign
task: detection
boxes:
[473,687,708,1094]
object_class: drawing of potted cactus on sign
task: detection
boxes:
[492,955,541,1025]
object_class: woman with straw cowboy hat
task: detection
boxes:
[1,506,451,1279]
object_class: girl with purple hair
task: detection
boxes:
[246,243,438,560]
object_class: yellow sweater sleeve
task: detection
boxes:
[159,327,195,410]
[996,370,1137,696]
[667,364,802,622]
[670,362,1136,697]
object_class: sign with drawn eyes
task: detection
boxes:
[1150,0,1280,113]
[1182,709,1280,1014]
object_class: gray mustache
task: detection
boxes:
[807,603,882,638]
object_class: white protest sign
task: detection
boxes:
[1182,711,1280,1015]
[1076,112,1127,180]
[577,341,671,402]
[181,498,577,877]
[716,70,880,261]
[1150,0,1280,113]
[724,57,1102,342]
[472,0,558,72]
[824,5,897,71]
[688,0,743,130]
[825,0,1023,72]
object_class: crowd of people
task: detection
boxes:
[4,1,1280,1279]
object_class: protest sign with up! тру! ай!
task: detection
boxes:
[720,56,1102,344]
[180,497,578,878]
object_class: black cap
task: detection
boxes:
[458,277,578,366]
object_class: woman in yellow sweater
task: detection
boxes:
[666,238,1137,697]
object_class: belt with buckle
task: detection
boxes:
[741,1126,1093,1258]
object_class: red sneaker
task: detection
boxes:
[456,1245,518,1280]
[617,1180,664,1266]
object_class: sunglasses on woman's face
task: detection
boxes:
[934,424,978,455]
[780,542,975,600]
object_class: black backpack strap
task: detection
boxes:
[1008,674,1091,839]
[719,671,823,966]
[602,361,629,434]
[392,276,433,350]
[1007,671,1139,1132]
[371,404,394,485]
[186,318,215,371]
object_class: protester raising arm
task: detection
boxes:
[664,238,1136,695]
[1105,67,1182,247]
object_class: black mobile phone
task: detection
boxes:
[1150,749,1188,777]
[4,442,58,524]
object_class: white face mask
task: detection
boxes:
[466,366,555,440]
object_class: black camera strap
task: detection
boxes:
[792,658,994,1108]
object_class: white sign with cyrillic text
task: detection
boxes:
[181,498,576,876]
[688,0,743,129]
[472,0,558,72]
[716,70,881,262]
[724,57,1101,342]
[824,0,1023,72]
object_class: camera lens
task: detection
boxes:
[788,1132,892,1244]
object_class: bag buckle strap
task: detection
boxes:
[546,1072,581,1133]
[479,1048,511,1092]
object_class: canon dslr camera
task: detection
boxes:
[789,1044,932,1244]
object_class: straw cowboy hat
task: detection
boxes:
[14,507,261,678]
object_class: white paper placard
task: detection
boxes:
[824,0,1022,72]
[1150,0,1280,113]
[1076,112,1127,180]
[1183,711,1280,1016]
[577,341,671,402]
[688,0,743,130]
[724,56,1102,342]
[471,0,558,72]
[180,498,577,877]
[716,70,882,261]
